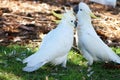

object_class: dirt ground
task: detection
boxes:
[0,0,120,47]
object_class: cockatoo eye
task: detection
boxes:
[71,20,73,22]
[80,9,82,11]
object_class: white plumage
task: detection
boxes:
[90,0,117,8]
[75,2,120,66]
[23,9,76,72]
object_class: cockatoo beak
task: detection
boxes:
[90,12,97,19]
[74,21,77,27]
[73,5,79,14]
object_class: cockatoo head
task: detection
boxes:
[62,8,77,27]
[73,2,97,19]
[73,2,97,26]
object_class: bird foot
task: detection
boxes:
[87,67,92,72]
[87,71,94,77]
[87,67,94,77]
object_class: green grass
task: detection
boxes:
[0,45,120,80]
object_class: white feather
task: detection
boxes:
[76,2,120,66]
[90,0,117,7]
[23,10,76,72]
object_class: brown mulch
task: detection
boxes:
[0,0,120,47]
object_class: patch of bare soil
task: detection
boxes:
[0,0,120,47]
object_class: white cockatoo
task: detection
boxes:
[90,0,117,8]
[73,2,120,66]
[23,9,77,72]
[84,0,117,8]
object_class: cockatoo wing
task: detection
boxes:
[23,27,70,66]
[79,31,120,63]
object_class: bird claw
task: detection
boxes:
[87,71,94,77]
[87,67,92,72]
[87,67,94,77]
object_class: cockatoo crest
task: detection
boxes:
[61,8,76,27]
[63,7,75,19]
[78,2,92,15]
